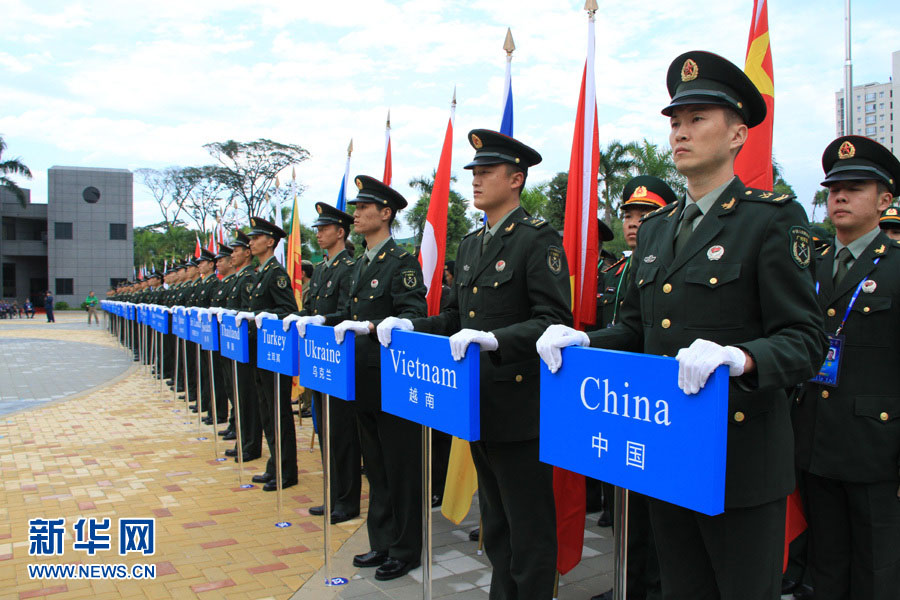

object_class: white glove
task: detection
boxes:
[254,311,277,328]
[675,338,747,395]
[334,320,371,344]
[207,307,221,316]
[160,307,171,314]
[536,324,590,374]
[234,311,255,326]
[291,315,326,337]
[215,308,237,323]
[171,305,183,313]
[449,328,499,361]
[195,308,209,317]
[376,317,414,347]
[282,313,303,332]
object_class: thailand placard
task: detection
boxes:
[219,315,249,363]
[380,330,480,441]
[257,317,299,376]
[199,313,219,351]
[297,324,355,400]
[540,347,729,516]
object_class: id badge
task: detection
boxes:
[810,334,844,387]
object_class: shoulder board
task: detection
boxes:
[817,245,832,257]
[601,257,627,274]
[462,227,483,240]
[741,188,794,204]
[642,201,679,221]
[343,257,355,265]
[398,251,409,258]
[519,215,547,228]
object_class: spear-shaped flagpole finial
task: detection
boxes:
[503,28,515,57]
[386,109,391,129]
[585,0,598,16]
[291,166,296,181]
[452,86,457,107]
[348,138,353,156]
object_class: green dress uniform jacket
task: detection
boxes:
[587,179,828,508]
[412,206,573,441]
[300,249,355,317]
[598,256,631,328]
[248,257,298,318]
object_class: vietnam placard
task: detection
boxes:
[199,313,219,351]
[380,330,480,441]
[219,315,249,363]
[257,318,299,376]
[297,324,355,401]
[540,347,728,516]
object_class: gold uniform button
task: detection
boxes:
[880,412,889,421]
[472,286,478,294]
[515,375,523,383]
[369,295,374,299]
[827,308,836,317]
[353,315,358,320]
[493,282,499,288]
[638,279,644,285]
[863,306,870,313]
[469,310,475,318]
[709,277,718,285]
[661,318,671,329]
[734,411,745,423]
[354,298,359,303]
[821,390,829,399]
[662,283,672,293]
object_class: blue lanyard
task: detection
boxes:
[816,257,880,334]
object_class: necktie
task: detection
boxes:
[833,247,852,287]
[674,203,702,256]
[480,230,492,255]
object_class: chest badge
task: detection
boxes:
[463,264,470,272]
[707,245,725,261]
[643,255,656,263]
[327,280,332,287]
[495,260,506,272]
[862,280,877,294]
[370,279,379,288]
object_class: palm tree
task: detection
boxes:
[597,141,634,222]
[0,135,32,207]
[625,139,686,196]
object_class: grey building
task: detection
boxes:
[834,49,899,155]
[0,166,133,307]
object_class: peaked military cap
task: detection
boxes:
[820,136,900,196]
[186,258,199,268]
[621,175,677,211]
[313,202,354,228]
[464,129,542,170]
[197,248,216,262]
[880,206,900,229]
[348,175,408,211]
[230,230,251,249]
[248,216,287,240]
[149,270,162,280]
[662,50,767,128]
[215,244,233,260]
[597,219,614,242]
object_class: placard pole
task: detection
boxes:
[274,374,285,525]
[323,393,333,585]
[612,487,629,600]
[158,331,164,394]
[232,360,246,487]
[208,351,219,458]
[422,425,433,600]
[196,343,203,435]
[182,339,189,412]
[173,334,180,403]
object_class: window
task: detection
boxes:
[866,103,876,113]
[866,115,876,124]
[865,92,876,102]
[2,217,15,240]
[55,278,73,295]
[880,91,885,97]
[109,223,127,240]
[54,222,73,240]
[83,186,101,204]
[865,126,877,135]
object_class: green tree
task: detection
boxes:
[0,136,32,207]
[772,158,796,198]
[405,172,476,261]
[520,183,549,221]
[811,188,829,222]
[598,141,634,222]
[543,172,569,231]
[133,224,197,270]
[625,139,685,196]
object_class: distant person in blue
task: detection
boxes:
[44,291,55,323]
[23,298,34,318]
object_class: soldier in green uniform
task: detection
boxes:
[182,258,203,412]
[538,51,827,599]
[793,136,900,600]
[878,206,900,241]
[208,244,239,440]
[294,176,427,580]
[218,231,263,462]
[234,218,299,490]
[193,249,227,425]
[379,130,573,599]
[592,176,675,600]
[284,202,361,523]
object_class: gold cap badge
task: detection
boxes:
[250,218,256,226]
[838,141,856,160]
[316,205,322,214]
[355,177,363,190]
[472,134,483,149]
[633,185,648,198]
[887,208,898,216]
[681,58,699,82]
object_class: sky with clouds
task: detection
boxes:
[2,0,898,235]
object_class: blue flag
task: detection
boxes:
[500,56,514,136]
[336,173,347,212]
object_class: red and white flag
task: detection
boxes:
[383,110,393,187]
[194,235,202,259]
[419,92,455,317]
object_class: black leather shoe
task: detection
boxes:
[782,579,799,594]
[793,584,814,600]
[222,430,236,441]
[431,494,442,508]
[375,557,419,581]
[236,453,260,463]
[353,550,388,568]
[263,478,297,491]
[468,528,480,542]
[597,510,613,527]
[251,473,274,484]
[224,448,237,457]
[591,590,612,600]
[330,510,359,524]
[202,417,213,425]
[308,505,325,516]
[218,428,233,437]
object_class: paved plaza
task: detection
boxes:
[1,313,616,599]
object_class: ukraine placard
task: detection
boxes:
[297,324,355,400]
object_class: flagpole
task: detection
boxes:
[843,0,853,135]
[383,112,392,186]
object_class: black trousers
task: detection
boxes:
[649,496,786,600]
[313,391,361,515]
[216,353,235,429]
[254,368,297,480]
[431,429,452,501]
[356,409,422,563]
[235,359,261,457]
[186,341,201,404]
[803,472,900,600]
[471,438,556,600]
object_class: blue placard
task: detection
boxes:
[157,308,169,335]
[188,310,202,343]
[257,318,299,376]
[172,310,188,339]
[381,330,480,441]
[219,315,249,363]
[127,305,135,321]
[199,313,219,351]
[298,324,355,401]
[540,347,729,516]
